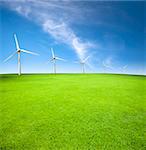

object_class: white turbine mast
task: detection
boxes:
[50,48,65,74]
[3,34,39,75]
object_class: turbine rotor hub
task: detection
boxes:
[17,50,21,53]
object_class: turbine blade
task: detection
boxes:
[102,61,113,69]
[21,49,39,55]
[51,48,55,58]
[46,61,50,64]
[123,65,128,69]
[86,62,95,71]
[84,55,90,62]
[50,58,54,61]
[56,57,66,61]
[3,51,17,62]
[14,34,20,50]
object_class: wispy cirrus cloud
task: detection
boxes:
[1,0,96,60]
[43,20,95,59]
[1,0,133,61]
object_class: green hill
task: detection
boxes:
[0,74,145,150]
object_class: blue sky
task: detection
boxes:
[0,0,145,74]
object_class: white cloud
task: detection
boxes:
[72,37,94,60]
[2,0,95,60]
[42,19,94,60]
[15,5,31,17]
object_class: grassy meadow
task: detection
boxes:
[0,74,146,150]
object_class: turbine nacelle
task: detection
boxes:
[17,50,21,53]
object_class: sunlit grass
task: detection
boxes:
[0,74,145,150]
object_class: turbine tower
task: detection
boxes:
[50,48,65,74]
[4,34,39,75]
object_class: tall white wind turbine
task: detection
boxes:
[3,34,39,75]
[76,56,91,73]
[50,48,65,74]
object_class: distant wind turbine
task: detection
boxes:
[102,61,113,73]
[75,56,91,73]
[3,34,39,75]
[121,65,128,73]
[50,48,66,74]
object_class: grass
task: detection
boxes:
[0,74,146,150]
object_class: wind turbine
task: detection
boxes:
[3,34,39,75]
[102,61,113,73]
[75,56,91,73]
[121,65,128,73]
[50,48,65,74]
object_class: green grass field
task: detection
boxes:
[0,74,145,150]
